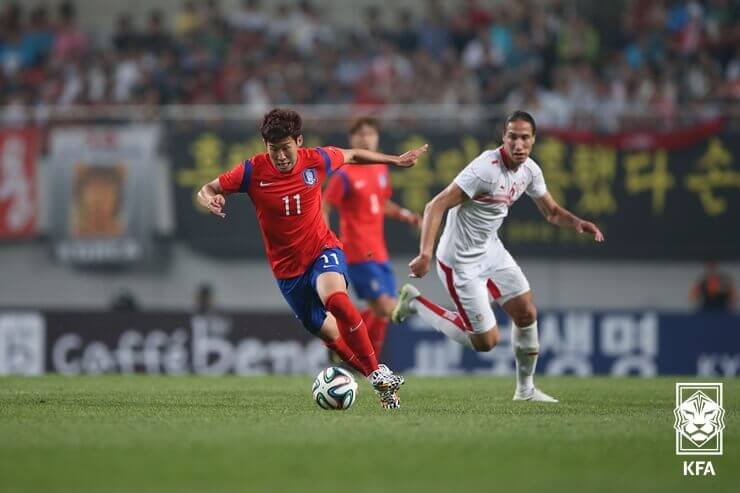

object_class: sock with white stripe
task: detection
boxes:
[512,321,539,392]
[410,296,473,348]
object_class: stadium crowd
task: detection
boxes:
[0,0,739,130]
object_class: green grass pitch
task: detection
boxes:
[1,376,737,492]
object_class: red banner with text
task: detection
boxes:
[0,129,37,239]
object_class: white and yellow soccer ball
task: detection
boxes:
[312,367,358,410]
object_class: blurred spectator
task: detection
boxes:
[140,10,173,56]
[195,283,216,314]
[463,0,493,30]
[691,261,736,312]
[556,13,600,63]
[111,290,140,312]
[394,9,419,53]
[418,0,451,58]
[24,6,54,66]
[230,0,269,33]
[113,14,138,54]
[174,0,203,38]
[51,1,89,64]
[0,0,738,129]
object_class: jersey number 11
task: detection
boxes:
[282,194,301,215]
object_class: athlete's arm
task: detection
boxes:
[532,192,604,242]
[408,183,468,278]
[339,144,428,168]
[385,200,421,227]
[197,178,228,218]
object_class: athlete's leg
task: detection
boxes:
[275,268,368,374]
[486,252,539,392]
[365,294,395,355]
[316,271,378,376]
[394,261,500,351]
[501,291,539,393]
[347,261,398,356]
[367,293,397,318]
[490,256,557,402]
[316,313,366,374]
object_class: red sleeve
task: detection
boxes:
[324,171,349,206]
[315,146,345,175]
[218,161,251,193]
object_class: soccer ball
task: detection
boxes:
[312,366,358,410]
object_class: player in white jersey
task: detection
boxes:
[392,111,604,402]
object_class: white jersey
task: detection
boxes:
[436,147,548,266]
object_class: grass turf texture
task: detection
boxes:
[0,376,737,493]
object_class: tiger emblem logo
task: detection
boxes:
[674,387,725,454]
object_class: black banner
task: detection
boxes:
[2,309,738,376]
[0,311,323,375]
[168,120,740,260]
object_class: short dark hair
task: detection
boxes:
[349,116,380,135]
[260,108,303,143]
[505,110,536,135]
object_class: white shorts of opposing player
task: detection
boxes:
[435,245,528,333]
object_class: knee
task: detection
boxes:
[325,291,353,317]
[370,296,395,319]
[371,304,390,319]
[471,327,500,352]
[512,304,537,328]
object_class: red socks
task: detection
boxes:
[324,337,365,374]
[325,292,378,376]
[362,308,388,357]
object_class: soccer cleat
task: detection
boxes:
[369,364,405,409]
[379,391,401,409]
[391,284,420,323]
[513,387,559,403]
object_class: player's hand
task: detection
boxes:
[408,253,431,278]
[208,194,227,218]
[400,209,422,229]
[577,220,604,242]
[396,144,429,168]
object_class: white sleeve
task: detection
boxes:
[525,161,547,198]
[453,153,492,199]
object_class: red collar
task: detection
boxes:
[499,146,514,170]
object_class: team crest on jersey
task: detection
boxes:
[378,174,387,188]
[303,168,318,186]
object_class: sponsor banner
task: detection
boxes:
[168,121,740,260]
[384,310,740,376]
[0,311,324,375]
[0,309,738,376]
[49,126,160,264]
[0,129,38,239]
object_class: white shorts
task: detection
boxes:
[435,248,530,334]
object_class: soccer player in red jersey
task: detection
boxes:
[323,117,421,358]
[197,108,427,409]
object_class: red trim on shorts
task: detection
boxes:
[437,260,473,331]
[486,279,502,300]
[416,296,468,332]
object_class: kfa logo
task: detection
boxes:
[302,168,318,186]
[674,382,725,476]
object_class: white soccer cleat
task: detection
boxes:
[391,284,420,323]
[513,387,559,403]
[369,364,405,409]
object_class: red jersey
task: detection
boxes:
[324,164,392,264]
[219,146,345,279]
